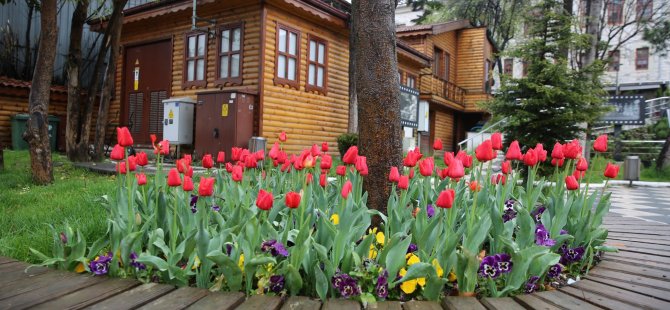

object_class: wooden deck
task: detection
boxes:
[1,215,669,309]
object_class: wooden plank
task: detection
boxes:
[606,239,670,252]
[607,235,670,246]
[613,246,670,258]
[0,261,27,272]
[572,279,670,309]
[479,297,525,310]
[442,297,486,310]
[0,256,17,265]
[513,294,560,310]
[86,283,176,310]
[236,295,284,310]
[559,285,639,309]
[402,300,442,310]
[533,291,603,310]
[603,256,670,272]
[596,260,670,280]
[607,251,670,264]
[0,273,105,309]
[280,296,321,310]
[608,232,670,241]
[591,264,670,287]
[0,270,81,300]
[587,275,670,302]
[137,286,209,310]
[367,301,402,310]
[0,264,51,287]
[185,291,245,310]
[31,278,140,310]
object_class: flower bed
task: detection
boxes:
[32,130,618,301]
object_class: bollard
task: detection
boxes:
[623,156,640,187]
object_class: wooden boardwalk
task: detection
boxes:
[1,215,669,309]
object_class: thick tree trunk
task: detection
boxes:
[23,0,57,185]
[92,0,127,161]
[66,0,89,162]
[348,12,358,134]
[353,0,403,222]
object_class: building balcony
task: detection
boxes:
[420,74,466,109]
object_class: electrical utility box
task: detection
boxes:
[162,97,195,144]
[194,91,255,158]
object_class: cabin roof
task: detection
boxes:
[396,40,431,67]
[0,76,67,93]
[396,20,473,36]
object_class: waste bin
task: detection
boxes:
[249,137,267,154]
[11,114,60,151]
[623,156,640,184]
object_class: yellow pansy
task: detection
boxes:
[74,262,86,273]
[192,255,201,270]
[432,258,444,277]
[399,268,418,294]
[369,245,378,259]
[406,253,420,266]
[238,254,245,271]
[448,271,457,282]
[375,232,385,246]
[330,214,339,225]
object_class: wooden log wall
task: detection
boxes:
[260,4,350,155]
[455,28,492,112]
[433,107,455,154]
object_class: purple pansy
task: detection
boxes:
[59,232,67,244]
[267,275,285,293]
[531,206,546,222]
[331,273,360,298]
[375,270,389,299]
[494,253,513,274]
[407,243,418,254]
[560,229,568,235]
[560,246,585,264]
[535,224,556,247]
[524,276,541,293]
[129,252,146,270]
[190,195,198,213]
[547,263,562,278]
[89,252,113,275]
[212,205,221,212]
[261,240,289,257]
[426,204,435,218]
[503,199,517,222]
[479,255,500,278]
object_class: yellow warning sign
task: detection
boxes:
[168,109,174,119]
[221,104,229,117]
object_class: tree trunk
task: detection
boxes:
[23,0,57,185]
[582,0,602,70]
[353,0,403,222]
[23,0,35,80]
[92,0,127,161]
[66,0,89,162]
[348,11,358,134]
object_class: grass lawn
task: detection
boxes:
[0,150,114,263]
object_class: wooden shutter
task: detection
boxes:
[128,92,143,137]
[150,90,167,138]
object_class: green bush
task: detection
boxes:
[337,133,358,158]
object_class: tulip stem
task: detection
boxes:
[126,149,133,235]
[171,188,178,254]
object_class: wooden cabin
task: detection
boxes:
[397,21,495,154]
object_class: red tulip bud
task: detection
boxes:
[116,127,134,147]
[217,151,226,163]
[604,162,620,179]
[202,154,214,169]
[343,146,359,165]
[285,192,301,209]
[433,138,443,151]
[565,175,579,190]
[256,189,274,211]
[136,173,147,186]
[398,175,409,189]
[199,177,215,196]
[167,168,181,187]
[593,134,608,152]
[182,176,194,191]
[341,180,353,199]
[389,166,400,182]
[136,152,148,166]
[110,144,125,161]
[491,132,503,150]
[506,141,523,161]
[436,189,455,209]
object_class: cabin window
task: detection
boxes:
[637,0,653,20]
[183,32,207,87]
[406,74,416,89]
[636,47,649,70]
[433,47,443,79]
[503,58,513,75]
[216,22,244,85]
[608,50,620,71]
[275,24,300,89]
[306,35,328,94]
[608,0,624,25]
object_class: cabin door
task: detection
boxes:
[123,39,172,145]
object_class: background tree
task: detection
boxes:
[23,0,57,184]
[484,0,608,149]
[643,19,670,54]
[352,0,403,222]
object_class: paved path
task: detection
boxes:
[602,186,670,224]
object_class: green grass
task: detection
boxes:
[0,151,114,263]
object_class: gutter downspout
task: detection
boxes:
[192,0,197,30]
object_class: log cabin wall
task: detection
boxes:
[260,2,350,155]
[455,27,493,112]
[432,107,455,154]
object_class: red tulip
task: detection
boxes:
[269,142,280,160]
[182,176,194,191]
[310,144,321,157]
[306,173,313,184]
[419,157,434,177]
[573,169,585,180]
[502,160,511,174]
[293,156,304,171]
[127,155,137,171]
[217,151,226,163]
[398,175,409,189]
[282,161,292,173]
[279,131,287,142]
[534,143,547,162]
[604,163,620,179]
[199,177,215,196]
[522,149,538,167]
[256,189,274,211]
[157,140,170,155]
[593,135,608,152]
[456,151,472,168]
[136,173,147,186]
[564,139,582,159]
[506,141,523,161]
[232,165,243,182]
[231,147,243,162]
[551,158,565,167]
[116,127,134,147]
[202,154,214,169]
[225,162,234,173]
[404,148,423,167]
[491,132,503,150]
[475,140,496,162]
[117,162,127,174]
[151,134,157,145]
[565,175,579,190]
[469,181,481,192]
[320,154,332,170]
[303,154,316,169]
[551,142,564,160]
[433,138,443,151]
[167,168,181,187]
[447,158,464,180]
[175,159,185,173]
[438,168,449,179]
[110,144,125,161]
[183,154,192,167]
[343,146,359,165]
[255,150,265,161]
[336,165,346,176]
[576,157,588,171]
[285,192,301,209]
[341,180,353,199]
[436,189,455,209]
[136,152,148,166]
[322,142,329,152]
[443,152,454,166]
[245,156,258,169]
[491,173,506,185]
[388,166,400,182]
[320,173,327,188]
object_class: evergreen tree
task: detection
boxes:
[484,0,608,149]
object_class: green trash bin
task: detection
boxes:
[11,114,60,151]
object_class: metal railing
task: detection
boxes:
[457,117,508,151]
[596,140,665,166]
[645,96,669,124]
[426,75,466,105]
